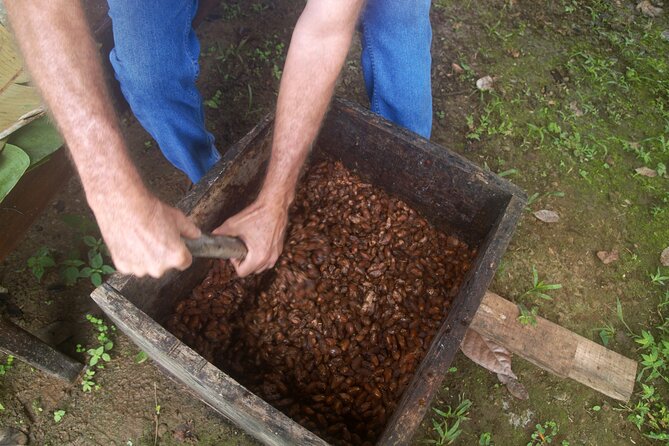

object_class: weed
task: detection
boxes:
[53,409,65,423]
[592,322,616,346]
[522,266,562,300]
[0,355,14,376]
[134,351,149,364]
[518,303,539,326]
[205,90,222,109]
[61,236,114,287]
[27,247,56,282]
[479,431,493,445]
[649,267,669,286]
[425,397,472,445]
[78,314,115,392]
[621,292,669,441]
[527,421,568,445]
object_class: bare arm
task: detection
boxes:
[5,0,199,277]
[216,0,365,276]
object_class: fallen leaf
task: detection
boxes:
[533,209,560,223]
[461,329,528,400]
[476,75,494,91]
[498,374,530,400]
[635,166,657,177]
[451,62,464,74]
[661,247,669,267]
[597,250,619,265]
[508,49,520,58]
[637,1,663,17]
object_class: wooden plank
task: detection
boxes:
[0,318,83,382]
[0,148,72,262]
[470,291,637,402]
[91,284,329,446]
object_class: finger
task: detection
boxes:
[172,248,193,271]
[174,211,202,239]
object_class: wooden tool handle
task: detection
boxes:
[183,234,247,260]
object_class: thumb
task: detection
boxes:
[174,211,201,239]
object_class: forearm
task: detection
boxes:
[260,0,364,207]
[5,1,148,212]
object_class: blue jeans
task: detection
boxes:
[107,0,432,183]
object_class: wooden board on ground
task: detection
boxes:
[0,317,83,382]
[470,291,637,402]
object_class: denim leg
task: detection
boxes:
[107,0,220,182]
[361,0,433,138]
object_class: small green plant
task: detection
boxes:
[0,355,14,376]
[62,236,114,287]
[27,247,56,282]
[205,90,222,109]
[425,397,472,445]
[53,409,65,423]
[527,421,561,445]
[78,314,115,392]
[134,351,148,364]
[522,266,562,300]
[593,323,616,346]
[479,431,493,445]
[623,291,669,441]
[518,304,539,326]
[649,267,669,286]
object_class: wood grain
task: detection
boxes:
[0,318,83,382]
[470,291,637,402]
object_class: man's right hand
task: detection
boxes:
[93,193,201,278]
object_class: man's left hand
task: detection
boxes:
[213,196,289,277]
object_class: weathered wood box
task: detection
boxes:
[92,99,525,445]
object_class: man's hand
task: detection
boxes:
[94,193,201,278]
[213,197,288,277]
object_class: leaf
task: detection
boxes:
[89,356,99,367]
[91,273,102,287]
[0,143,30,202]
[90,253,103,269]
[636,1,663,17]
[83,236,97,247]
[79,267,93,277]
[101,353,111,362]
[7,116,63,167]
[461,329,528,399]
[596,250,619,265]
[0,25,43,135]
[533,209,560,223]
[101,265,115,275]
[62,266,80,286]
[134,351,148,364]
[635,166,657,177]
[661,247,669,267]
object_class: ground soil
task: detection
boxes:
[1,0,667,445]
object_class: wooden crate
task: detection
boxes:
[92,98,526,445]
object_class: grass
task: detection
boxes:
[426,398,473,445]
[426,0,669,443]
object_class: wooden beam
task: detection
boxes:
[0,148,73,262]
[470,291,637,402]
[0,318,84,383]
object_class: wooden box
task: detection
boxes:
[92,99,526,445]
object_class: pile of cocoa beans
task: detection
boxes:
[167,161,475,445]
